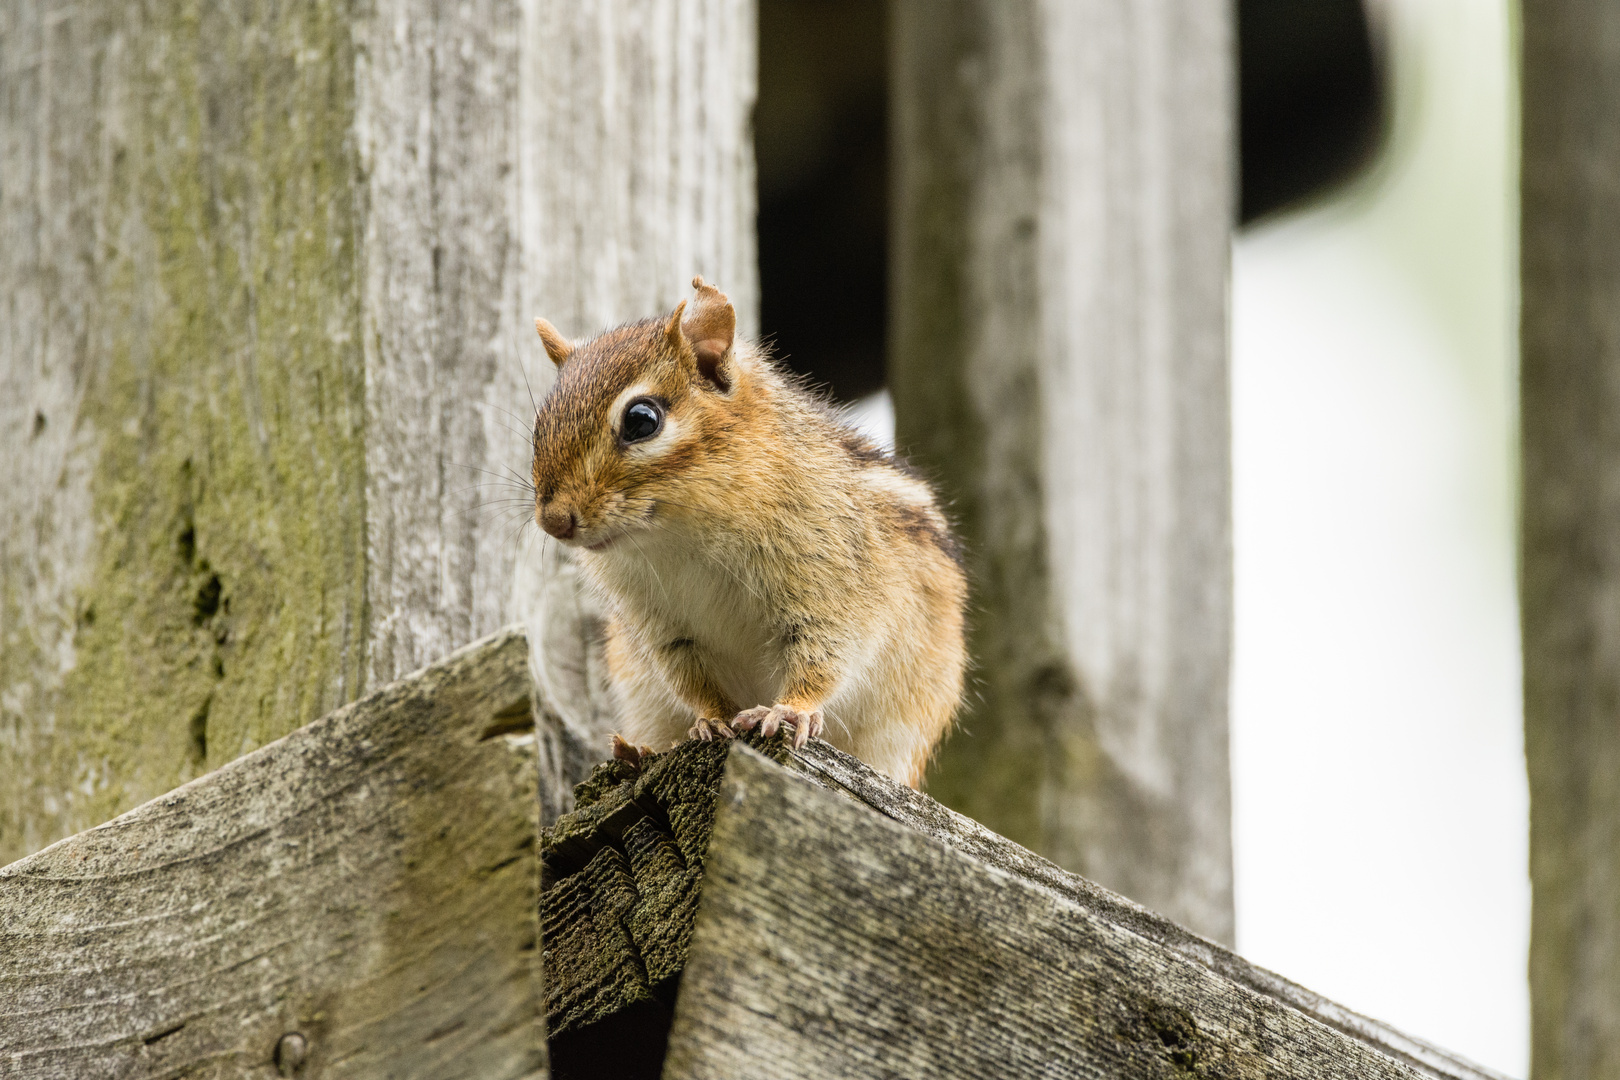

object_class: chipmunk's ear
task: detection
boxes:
[663,300,691,365]
[534,317,574,367]
[675,276,736,393]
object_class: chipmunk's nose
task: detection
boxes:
[539,499,578,541]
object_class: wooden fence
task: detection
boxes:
[9,0,1619,1070]
[3,627,1509,1080]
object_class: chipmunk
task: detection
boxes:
[530,278,966,787]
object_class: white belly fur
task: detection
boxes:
[585,529,932,783]
[592,534,783,709]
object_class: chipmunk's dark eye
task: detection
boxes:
[621,399,663,443]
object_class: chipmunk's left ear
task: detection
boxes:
[534,317,574,367]
[668,276,736,393]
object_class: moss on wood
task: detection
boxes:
[1,0,367,863]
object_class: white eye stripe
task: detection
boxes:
[607,382,657,433]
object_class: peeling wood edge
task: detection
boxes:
[783,742,1515,1080]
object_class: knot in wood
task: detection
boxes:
[274,1031,308,1076]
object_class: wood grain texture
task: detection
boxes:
[537,736,1502,1080]
[1521,3,1620,1078]
[787,741,1509,1080]
[539,736,783,1043]
[0,626,545,1080]
[358,0,535,686]
[0,0,757,859]
[664,747,1494,1080]
[512,0,759,761]
[0,0,371,864]
[889,0,1235,942]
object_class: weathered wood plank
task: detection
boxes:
[0,0,759,865]
[787,741,1510,1080]
[889,0,1235,942]
[663,747,1497,1080]
[1520,1,1620,1076]
[357,0,531,685]
[538,737,1504,1080]
[0,626,545,1080]
[0,0,373,864]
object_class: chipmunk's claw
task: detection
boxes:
[687,717,736,742]
[731,705,776,737]
[733,704,824,749]
[611,734,655,769]
[790,707,826,749]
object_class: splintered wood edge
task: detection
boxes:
[778,743,1511,1080]
[0,625,547,1080]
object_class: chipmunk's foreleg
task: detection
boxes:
[731,619,843,749]
[649,637,741,742]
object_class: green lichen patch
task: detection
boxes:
[541,847,657,1035]
[620,816,700,987]
[2,0,367,862]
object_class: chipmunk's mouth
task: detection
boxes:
[584,534,618,552]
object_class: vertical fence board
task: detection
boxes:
[0,0,759,859]
[513,0,758,759]
[0,0,372,864]
[1521,2,1620,1077]
[358,0,531,685]
[889,0,1235,941]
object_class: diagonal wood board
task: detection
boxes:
[541,738,1509,1080]
[0,626,546,1080]
[780,741,1512,1080]
[663,746,1511,1080]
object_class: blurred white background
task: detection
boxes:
[1230,0,1525,1074]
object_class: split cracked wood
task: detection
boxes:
[543,739,1509,1080]
[0,627,546,1080]
[538,735,786,1079]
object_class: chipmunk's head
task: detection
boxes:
[530,277,743,552]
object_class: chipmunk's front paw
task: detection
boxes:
[611,733,656,770]
[687,717,736,742]
[732,704,825,749]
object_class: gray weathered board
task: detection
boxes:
[1521,0,1620,1075]
[781,742,1509,1080]
[889,0,1235,944]
[660,745,1510,1080]
[0,627,546,1080]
